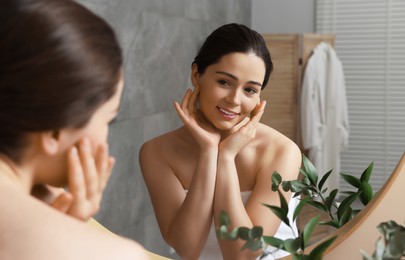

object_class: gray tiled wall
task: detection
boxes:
[76,0,251,257]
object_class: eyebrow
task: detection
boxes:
[215,71,262,88]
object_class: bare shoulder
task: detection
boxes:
[255,123,302,180]
[139,126,195,177]
[256,123,301,154]
[0,184,147,260]
[139,127,184,163]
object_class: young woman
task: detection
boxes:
[0,0,147,259]
[140,23,302,260]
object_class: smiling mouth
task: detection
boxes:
[217,107,240,120]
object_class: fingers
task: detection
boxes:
[79,138,99,201]
[188,85,200,115]
[180,88,192,114]
[64,138,114,220]
[67,146,86,202]
[50,192,73,213]
[174,101,188,125]
[95,143,113,191]
[250,100,267,125]
[174,87,200,125]
[240,100,267,136]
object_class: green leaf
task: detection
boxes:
[359,181,373,205]
[337,193,359,220]
[339,191,356,195]
[289,180,310,193]
[318,220,340,229]
[217,225,228,238]
[241,239,262,251]
[292,254,304,260]
[306,200,328,212]
[272,171,282,191]
[237,227,251,240]
[308,236,337,260]
[340,173,361,188]
[325,189,339,212]
[262,203,290,227]
[302,155,318,186]
[360,162,374,183]
[281,181,292,192]
[249,226,263,239]
[372,237,385,260]
[360,250,374,260]
[217,225,238,240]
[318,169,333,191]
[262,236,284,249]
[338,206,352,227]
[283,238,301,253]
[293,197,310,222]
[219,210,231,226]
[278,190,289,213]
[303,215,320,248]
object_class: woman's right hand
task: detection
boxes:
[174,85,220,149]
[50,139,115,221]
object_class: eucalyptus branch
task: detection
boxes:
[216,153,399,259]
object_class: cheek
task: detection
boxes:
[83,123,109,155]
[243,97,260,114]
[90,129,108,154]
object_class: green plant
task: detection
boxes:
[217,154,376,259]
[362,220,405,260]
[274,155,375,229]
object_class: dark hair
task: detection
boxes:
[192,23,273,89]
[0,0,123,162]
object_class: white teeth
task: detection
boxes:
[219,108,236,116]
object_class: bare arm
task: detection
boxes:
[215,141,301,259]
[213,103,302,259]
[140,86,221,259]
[140,142,217,259]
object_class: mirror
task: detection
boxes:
[77,0,404,258]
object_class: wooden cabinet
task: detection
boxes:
[260,33,335,147]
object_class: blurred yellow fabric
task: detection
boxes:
[87,218,172,260]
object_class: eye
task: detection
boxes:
[244,87,258,95]
[217,79,230,86]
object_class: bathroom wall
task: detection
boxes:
[75,0,251,257]
[251,0,315,33]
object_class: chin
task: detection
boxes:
[216,118,246,129]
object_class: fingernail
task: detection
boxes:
[82,138,90,150]
[71,147,78,157]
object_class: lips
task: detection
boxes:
[217,107,240,120]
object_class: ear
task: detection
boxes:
[40,130,61,156]
[190,63,200,87]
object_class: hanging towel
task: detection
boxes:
[301,42,349,193]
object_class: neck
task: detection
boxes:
[0,154,32,193]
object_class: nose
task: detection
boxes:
[226,89,241,106]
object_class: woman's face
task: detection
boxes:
[37,75,124,187]
[195,52,266,132]
[74,76,124,154]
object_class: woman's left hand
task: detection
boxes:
[219,100,266,157]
